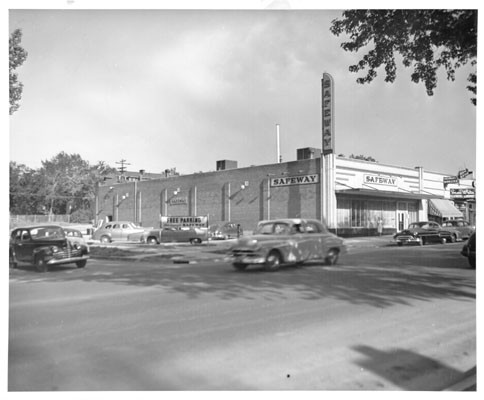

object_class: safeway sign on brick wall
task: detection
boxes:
[271,174,319,187]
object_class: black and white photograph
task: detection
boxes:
[7,0,479,393]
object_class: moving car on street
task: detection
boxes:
[92,221,147,243]
[141,226,208,244]
[9,225,90,272]
[441,220,475,241]
[228,218,346,271]
[394,221,454,246]
[461,232,476,269]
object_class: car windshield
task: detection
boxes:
[255,222,292,235]
[30,227,65,240]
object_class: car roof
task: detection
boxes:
[13,224,64,230]
[257,218,321,225]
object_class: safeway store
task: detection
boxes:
[95,73,474,236]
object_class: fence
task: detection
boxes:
[9,214,72,229]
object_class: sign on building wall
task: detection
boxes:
[322,73,334,155]
[363,174,398,186]
[271,174,319,187]
[450,188,475,199]
[169,196,188,205]
[160,216,208,228]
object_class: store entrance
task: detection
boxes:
[397,210,407,231]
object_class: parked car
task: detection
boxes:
[92,221,147,243]
[63,227,89,248]
[394,221,454,246]
[9,225,90,272]
[461,232,476,269]
[141,226,208,244]
[441,220,475,241]
[209,222,243,240]
[228,218,346,271]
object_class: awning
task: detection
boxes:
[428,198,463,219]
[335,188,439,200]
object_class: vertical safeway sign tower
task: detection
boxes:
[321,73,337,229]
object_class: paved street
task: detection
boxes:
[8,242,475,390]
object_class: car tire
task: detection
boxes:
[35,256,48,273]
[100,235,111,244]
[233,263,247,271]
[147,237,158,245]
[397,242,403,246]
[450,234,457,243]
[190,238,202,245]
[420,237,426,246]
[264,250,282,271]
[76,260,87,268]
[325,248,339,265]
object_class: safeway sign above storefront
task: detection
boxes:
[271,174,319,187]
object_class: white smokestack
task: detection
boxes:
[276,124,281,163]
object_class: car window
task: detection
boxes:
[274,223,291,235]
[457,221,464,227]
[105,224,112,229]
[256,223,275,235]
[122,224,129,229]
[306,222,321,233]
[113,224,120,229]
[21,230,30,241]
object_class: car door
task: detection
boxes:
[110,223,123,241]
[14,229,34,262]
[301,221,326,261]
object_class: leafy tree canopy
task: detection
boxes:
[339,154,378,162]
[9,29,28,115]
[10,153,117,221]
[330,10,477,105]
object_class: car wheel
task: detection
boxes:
[76,260,87,268]
[420,237,426,246]
[450,234,457,243]
[147,237,158,245]
[35,256,48,273]
[325,248,339,265]
[397,242,403,247]
[100,235,111,244]
[233,263,247,271]
[264,250,282,271]
[190,238,202,245]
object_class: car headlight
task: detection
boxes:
[51,246,59,253]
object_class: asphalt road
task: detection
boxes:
[8,243,476,391]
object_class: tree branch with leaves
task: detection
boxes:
[9,29,28,114]
[330,10,477,105]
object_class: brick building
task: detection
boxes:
[95,149,475,236]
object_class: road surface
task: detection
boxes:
[8,243,475,390]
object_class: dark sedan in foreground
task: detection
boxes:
[228,218,346,271]
[394,221,454,246]
[9,225,90,272]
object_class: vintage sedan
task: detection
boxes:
[142,226,208,244]
[441,220,475,241]
[461,232,476,269]
[9,225,90,272]
[92,221,148,243]
[394,221,454,246]
[228,218,346,271]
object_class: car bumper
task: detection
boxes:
[394,236,421,244]
[226,254,266,265]
[47,255,90,265]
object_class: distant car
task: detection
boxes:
[461,232,476,269]
[228,218,347,271]
[394,221,454,246]
[142,226,208,244]
[92,221,147,243]
[63,227,89,248]
[209,222,243,240]
[9,225,90,272]
[441,220,475,241]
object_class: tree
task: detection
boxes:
[9,29,28,114]
[330,10,477,105]
[9,162,45,214]
[339,154,378,162]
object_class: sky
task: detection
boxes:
[7,1,479,177]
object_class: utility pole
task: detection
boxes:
[116,159,131,175]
